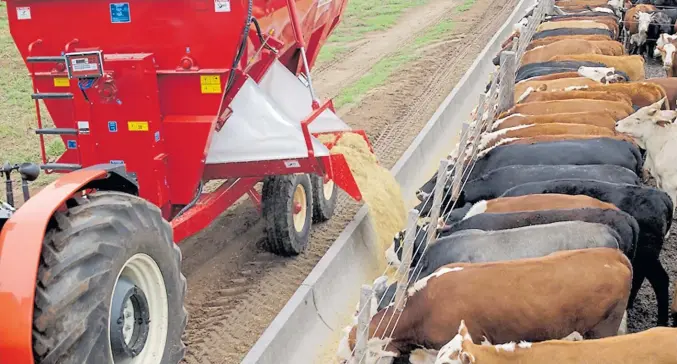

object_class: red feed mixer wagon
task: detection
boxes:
[0,0,373,363]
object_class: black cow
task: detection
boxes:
[416,138,643,206]
[388,207,640,273]
[501,178,673,326]
[415,164,640,216]
[532,28,614,40]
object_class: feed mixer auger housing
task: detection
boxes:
[0,0,374,363]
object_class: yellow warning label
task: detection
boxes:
[200,75,222,94]
[53,77,70,87]
[128,121,149,132]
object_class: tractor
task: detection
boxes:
[0,0,372,363]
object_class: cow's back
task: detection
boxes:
[413,248,632,347]
[471,138,644,180]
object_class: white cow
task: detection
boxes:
[615,98,677,215]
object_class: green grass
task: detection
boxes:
[0,2,61,193]
[316,0,430,65]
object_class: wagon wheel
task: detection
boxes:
[311,174,337,222]
[33,191,186,364]
[262,174,314,256]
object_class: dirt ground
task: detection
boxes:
[179,0,519,362]
[626,57,676,332]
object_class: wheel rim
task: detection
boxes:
[293,183,307,232]
[323,179,335,201]
[109,253,168,364]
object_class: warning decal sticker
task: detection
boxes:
[17,7,31,20]
[200,75,222,94]
[53,77,70,87]
[215,0,231,12]
[128,121,149,132]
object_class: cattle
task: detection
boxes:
[516,61,607,82]
[527,35,613,50]
[415,164,639,216]
[514,79,601,103]
[496,134,638,148]
[491,111,618,130]
[532,28,615,41]
[415,138,644,204]
[519,90,633,106]
[616,98,677,212]
[647,11,674,59]
[521,39,603,66]
[537,20,611,33]
[501,99,634,121]
[476,123,627,151]
[624,4,656,34]
[500,179,673,325]
[590,40,626,56]
[646,77,677,109]
[547,15,620,35]
[388,207,640,274]
[548,11,621,21]
[657,41,677,76]
[569,82,668,108]
[654,33,677,59]
[436,321,677,364]
[626,9,655,55]
[547,54,646,81]
[461,138,643,184]
[337,248,632,362]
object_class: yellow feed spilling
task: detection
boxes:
[330,132,407,255]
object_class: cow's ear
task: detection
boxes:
[461,352,475,364]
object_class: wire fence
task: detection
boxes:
[344,0,560,362]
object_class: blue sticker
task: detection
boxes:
[110,3,131,23]
[110,160,124,165]
[67,140,77,149]
[154,131,160,142]
[108,121,118,132]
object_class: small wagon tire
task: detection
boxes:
[32,191,187,364]
[311,174,337,222]
[262,174,314,256]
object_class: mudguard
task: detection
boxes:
[0,165,137,363]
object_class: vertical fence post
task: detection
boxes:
[356,284,373,361]
[497,51,516,114]
[394,209,418,311]
[469,94,487,162]
[427,159,451,246]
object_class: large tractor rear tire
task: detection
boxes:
[32,191,187,364]
[262,174,313,256]
[311,174,337,222]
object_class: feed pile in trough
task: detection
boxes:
[331,133,407,256]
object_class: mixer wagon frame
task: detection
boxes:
[0,0,372,363]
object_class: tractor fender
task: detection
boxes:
[0,164,137,363]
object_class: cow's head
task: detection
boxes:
[336,330,398,364]
[636,12,653,34]
[607,0,623,9]
[658,42,677,71]
[435,321,475,364]
[655,33,677,58]
[616,98,677,139]
[386,221,440,270]
[577,66,625,84]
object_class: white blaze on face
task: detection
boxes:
[578,66,615,83]
[408,267,464,296]
[607,0,623,9]
[663,43,676,68]
[594,6,615,14]
[409,348,440,364]
[638,12,652,34]
[516,87,535,103]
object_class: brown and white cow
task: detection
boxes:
[582,82,668,108]
[514,78,601,103]
[435,321,677,364]
[461,194,619,219]
[548,54,646,81]
[491,111,617,131]
[518,90,632,105]
[476,123,620,151]
[646,77,677,109]
[521,39,603,66]
[500,99,634,121]
[336,248,632,363]
[527,35,612,50]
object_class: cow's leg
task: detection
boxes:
[627,258,647,309]
[645,258,671,326]
[585,298,627,339]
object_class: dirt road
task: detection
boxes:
[180,0,519,362]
